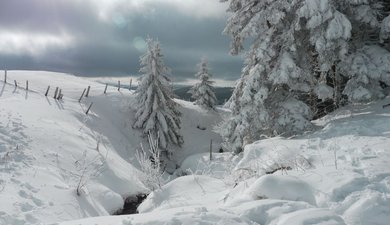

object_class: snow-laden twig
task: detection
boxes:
[135,131,167,191]
[329,140,340,170]
[73,149,108,196]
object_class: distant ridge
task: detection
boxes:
[173,85,233,105]
[104,82,234,106]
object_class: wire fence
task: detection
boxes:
[1,70,133,115]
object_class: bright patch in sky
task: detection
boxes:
[0,31,73,56]
[132,37,147,52]
[96,0,226,22]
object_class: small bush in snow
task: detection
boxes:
[135,132,167,191]
[72,150,107,196]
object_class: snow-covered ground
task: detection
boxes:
[1,71,389,225]
[0,71,223,225]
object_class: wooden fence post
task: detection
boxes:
[209,139,213,161]
[86,102,93,115]
[14,80,17,87]
[118,80,121,91]
[129,79,132,90]
[79,88,86,102]
[4,70,7,83]
[57,89,62,100]
[45,86,50,96]
[53,87,59,99]
[26,80,28,90]
[85,86,90,97]
[104,83,108,94]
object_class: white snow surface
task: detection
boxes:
[1,71,390,225]
[63,97,390,225]
[0,71,223,225]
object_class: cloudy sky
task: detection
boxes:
[0,0,243,84]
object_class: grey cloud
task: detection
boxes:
[0,0,243,83]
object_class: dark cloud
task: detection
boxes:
[0,0,242,83]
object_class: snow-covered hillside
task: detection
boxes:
[62,98,390,224]
[1,71,389,225]
[0,71,223,225]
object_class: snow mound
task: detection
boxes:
[343,190,390,225]
[138,175,227,213]
[244,175,316,205]
[178,152,238,178]
[236,138,313,176]
[231,199,313,225]
[270,208,346,225]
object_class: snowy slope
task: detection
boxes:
[62,97,390,225]
[0,71,224,225]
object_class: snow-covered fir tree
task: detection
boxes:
[339,0,390,102]
[219,0,348,152]
[219,0,377,153]
[133,38,183,153]
[188,58,217,110]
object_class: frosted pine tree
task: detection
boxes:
[133,38,183,153]
[218,48,270,153]
[219,0,353,153]
[339,0,390,102]
[188,58,217,110]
